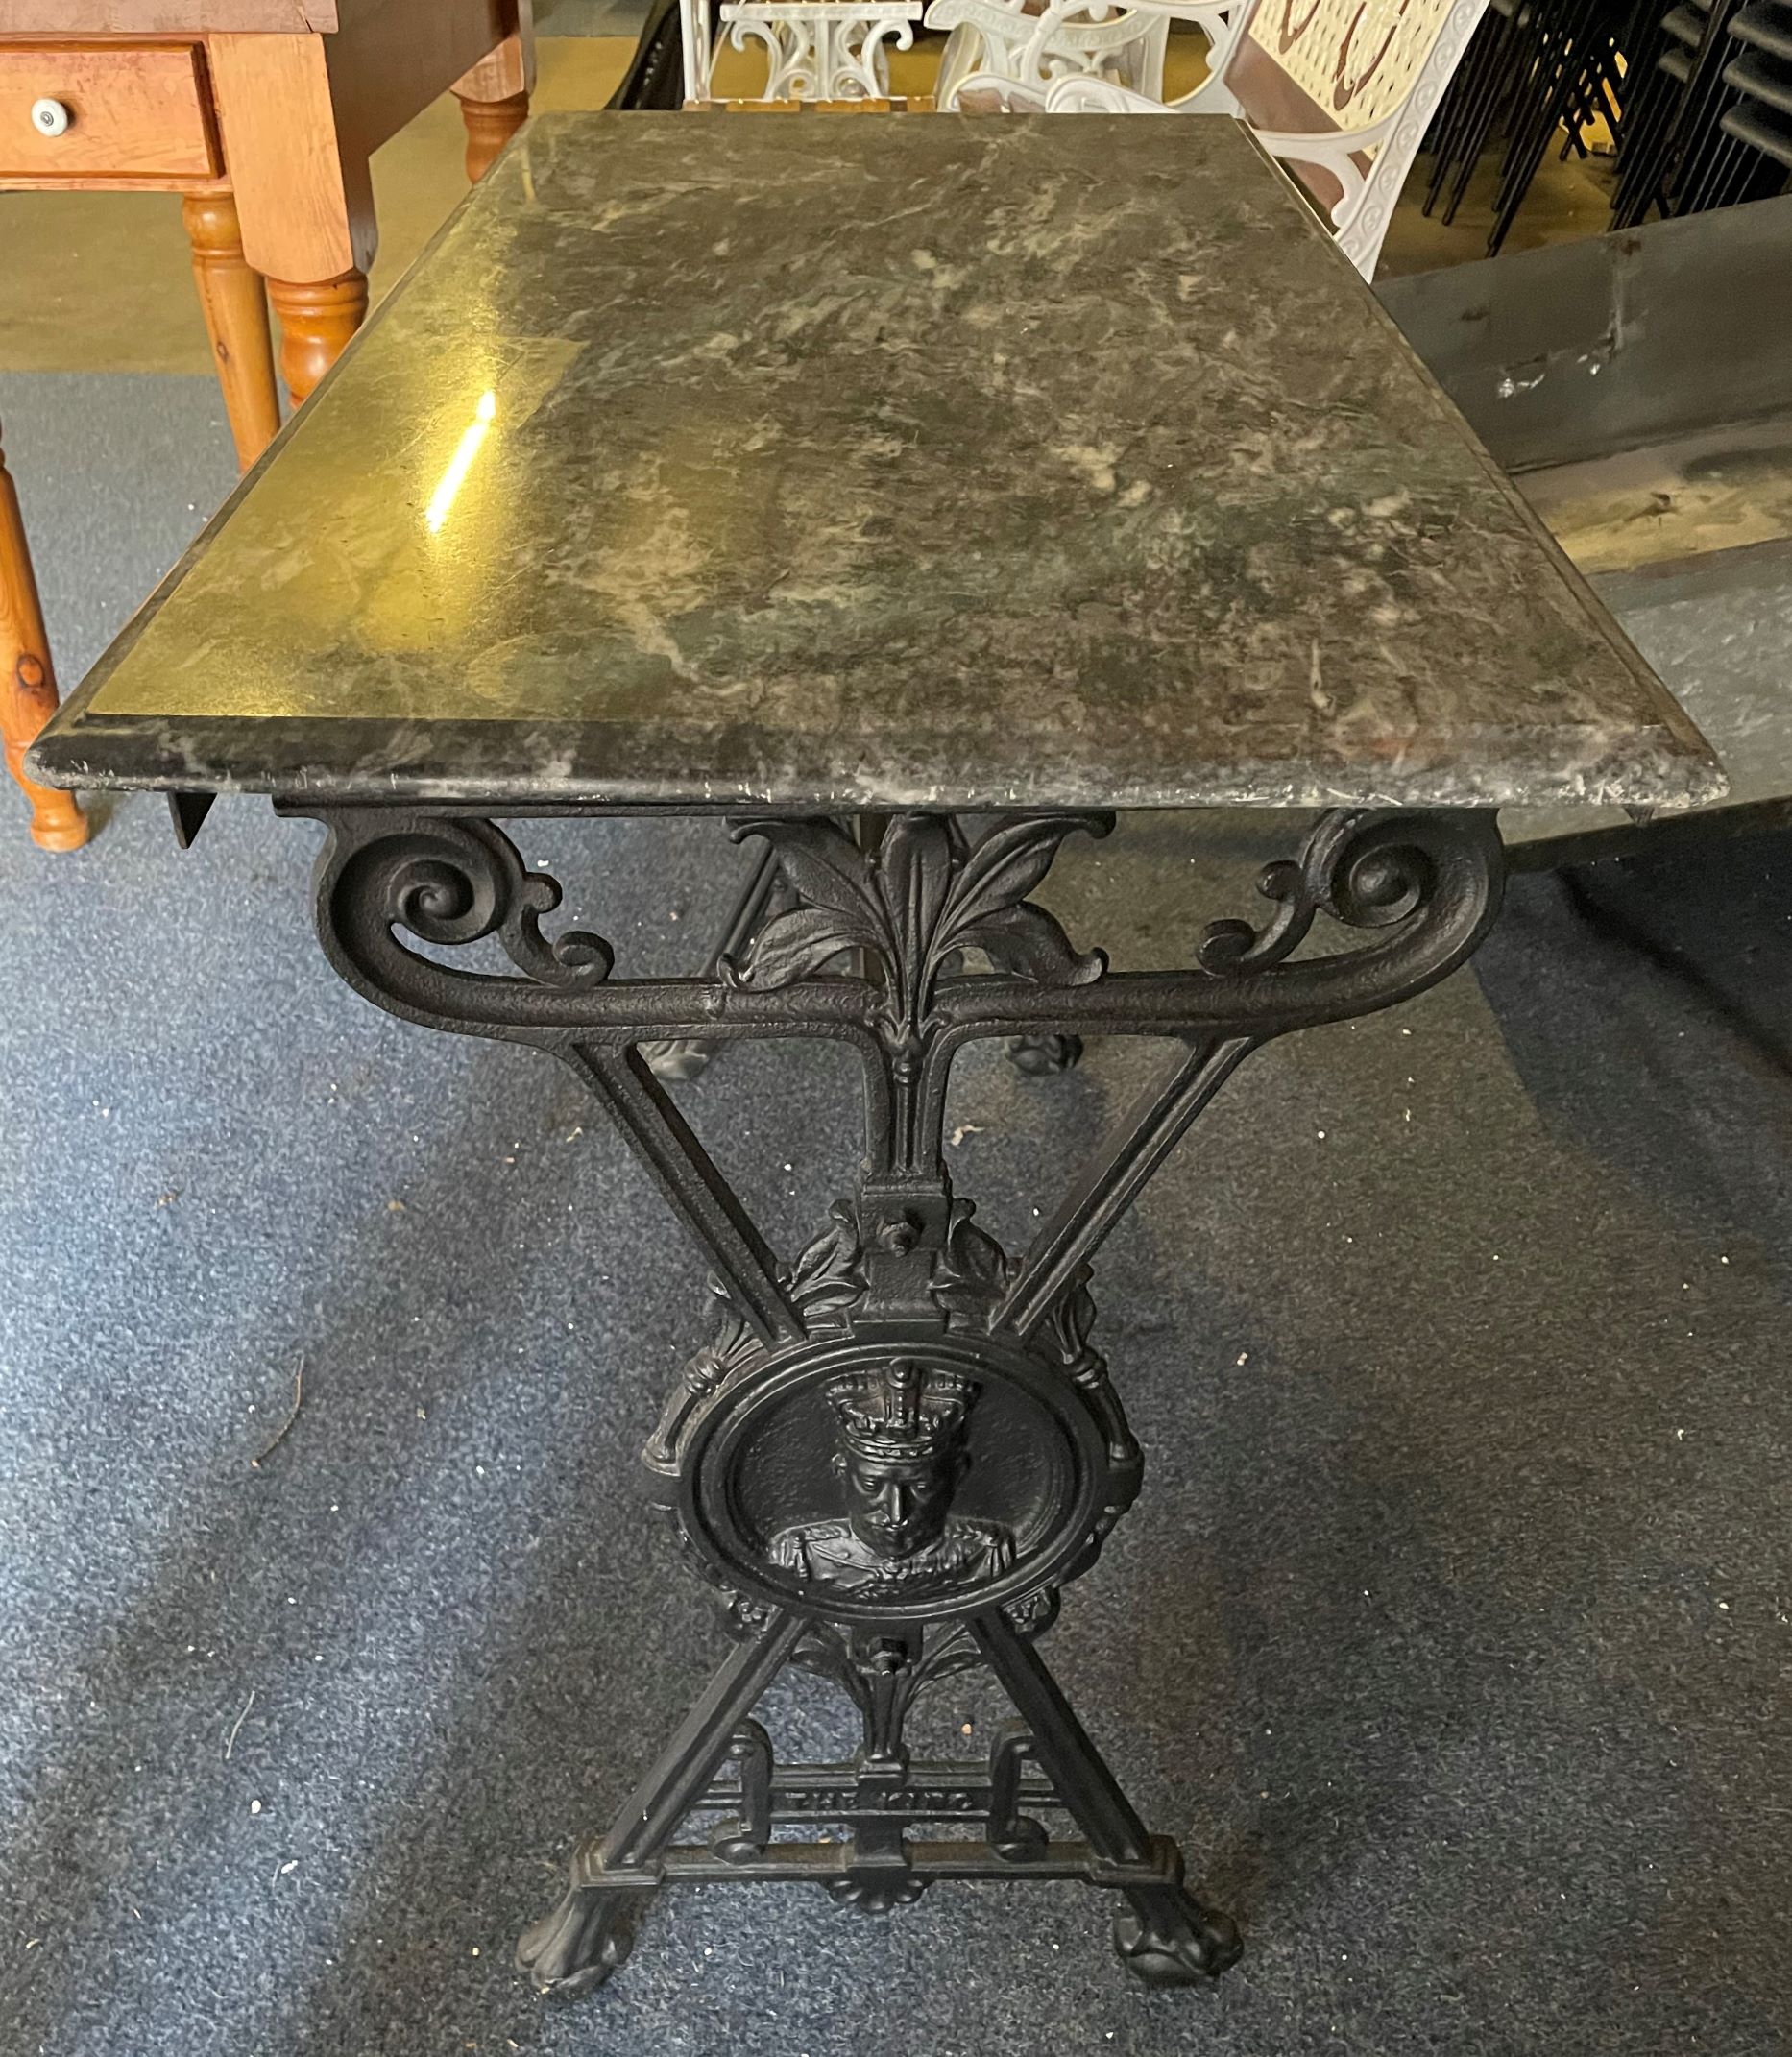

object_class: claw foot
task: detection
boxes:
[516,1883,638,1997]
[1005,1033,1083,1076]
[1113,1892,1241,1986]
[825,1872,929,1913]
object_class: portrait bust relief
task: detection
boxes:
[769,1359,1014,1598]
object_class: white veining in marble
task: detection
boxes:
[33,115,1722,811]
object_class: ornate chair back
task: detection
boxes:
[1221,0,1490,269]
[928,0,1186,109]
[679,0,923,104]
[947,0,1490,277]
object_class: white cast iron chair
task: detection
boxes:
[941,0,1491,278]
[930,0,1265,112]
[931,0,1158,109]
[679,0,922,102]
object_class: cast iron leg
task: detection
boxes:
[971,1609,1239,1983]
[300,803,1505,1997]
[519,1609,807,1994]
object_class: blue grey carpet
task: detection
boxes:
[2,370,1791,2056]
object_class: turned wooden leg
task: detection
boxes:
[455,88,530,182]
[455,7,535,181]
[265,271,370,408]
[0,420,87,853]
[182,190,281,471]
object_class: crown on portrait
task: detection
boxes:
[824,1360,974,1459]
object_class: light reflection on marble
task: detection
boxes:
[32,114,1721,811]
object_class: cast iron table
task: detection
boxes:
[31,113,1723,1997]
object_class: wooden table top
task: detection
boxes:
[32,114,1723,814]
[0,3,344,32]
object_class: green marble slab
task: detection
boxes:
[31,113,1723,812]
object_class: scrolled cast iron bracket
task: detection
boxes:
[302,805,1502,1057]
[287,799,1504,1996]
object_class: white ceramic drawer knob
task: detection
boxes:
[30,97,72,137]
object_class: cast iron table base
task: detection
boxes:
[297,800,1505,1996]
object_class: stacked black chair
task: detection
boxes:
[1702,0,1792,203]
[1421,0,1790,240]
[1610,0,1790,218]
[1422,0,1532,228]
[1423,0,1637,254]
[1609,0,1712,218]
[1488,0,1630,247]
[1643,0,1751,206]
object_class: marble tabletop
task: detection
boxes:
[31,114,1722,813]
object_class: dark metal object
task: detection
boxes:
[166,790,215,849]
[293,800,1505,1996]
[607,0,690,109]
[1374,190,1792,473]
[1606,0,1792,222]
[1610,0,1708,224]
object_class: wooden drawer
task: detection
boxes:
[0,43,218,179]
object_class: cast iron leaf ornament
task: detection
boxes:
[790,1619,984,1747]
[783,1199,869,1322]
[722,812,1111,1043]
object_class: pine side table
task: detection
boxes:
[1,0,535,847]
